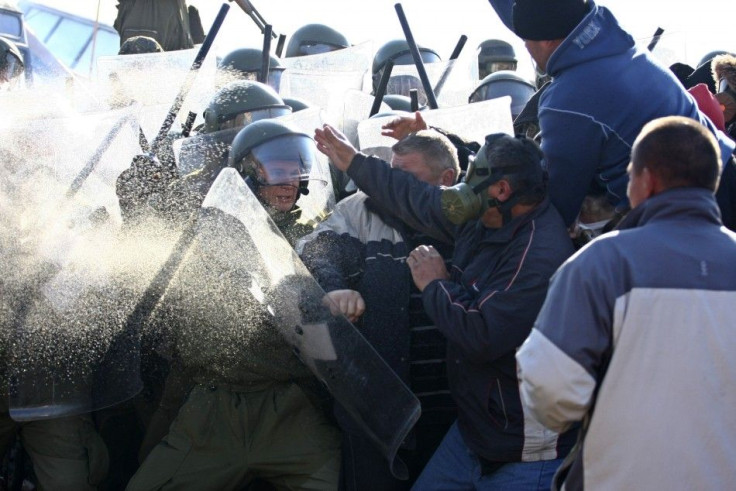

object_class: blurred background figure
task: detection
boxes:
[371,39,441,107]
[468,70,535,120]
[113,0,194,52]
[0,36,23,90]
[217,47,285,92]
[476,38,517,79]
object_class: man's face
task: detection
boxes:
[626,162,648,209]
[391,151,443,185]
[255,160,301,213]
[523,40,553,74]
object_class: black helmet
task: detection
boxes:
[382,94,415,112]
[698,50,733,69]
[203,80,291,133]
[118,35,163,55]
[469,70,535,118]
[477,39,517,78]
[371,39,441,77]
[218,48,285,91]
[284,24,350,58]
[282,97,312,113]
[0,36,24,86]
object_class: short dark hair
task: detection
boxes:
[391,129,460,181]
[631,116,721,192]
[486,134,547,205]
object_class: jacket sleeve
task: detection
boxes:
[539,106,607,226]
[347,153,455,244]
[421,230,550,364]
[516,242,616,432]
[298,204,366,293]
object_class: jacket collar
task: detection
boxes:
[616,187,722,231]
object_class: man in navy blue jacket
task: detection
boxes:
[487,0,736,231]
[314,124,575,490]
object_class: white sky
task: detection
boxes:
[28,0,736,82]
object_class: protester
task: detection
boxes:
[713,54,736,141]
[517,115,736,490]
[298,130,459,489]
[484,0,736,231]
[314,123,575,490]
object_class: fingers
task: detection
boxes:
[324,289,365,322]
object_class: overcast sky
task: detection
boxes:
[29,0,736,81]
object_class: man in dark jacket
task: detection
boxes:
[314,124,575,490]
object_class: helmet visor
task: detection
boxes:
[479,60,517,78]
[298,42,345,56]
[249,134,318,186]
[386,75,427,105]
[219,106,292,130]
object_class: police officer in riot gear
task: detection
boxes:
[113,0,194,52]
[468,70,536,119]
[217,47,285,92]
[284,23,350,58]
[477,39,517,79]
[0,36,24,90]
[371,39,441,105]
[128,119,339,490]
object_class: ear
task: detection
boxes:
[495,179,514,201]
[439,168,456,187]
[645,167,665,196]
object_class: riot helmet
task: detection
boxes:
[285,24,350,58]
[477,39,517,78]
[218,48,285,91]
[282,96,312,113]
[441,133,545,225]
[203,80,291,133]
[229,119,325,214]
[118,35,163,55]
[382,94,414,112]
[469,70,535,119]
[371,39,441,101]
[0,36,24,89]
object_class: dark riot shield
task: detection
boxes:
[153,168,419,479]
[3,104,177,421]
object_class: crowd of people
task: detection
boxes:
[1,0,735,489]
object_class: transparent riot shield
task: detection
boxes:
[379,54,479,109]
[280,41,375,73]
[637,30,687,68]
[96,48,217,142]
[358,96,514,162]
[1,104,176,421]
[279,68,366,134]
[148,168,419,478]
[340,89,391,148]
[173,127,240,176]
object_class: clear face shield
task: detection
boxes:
[479,60,517,78]
[236,134,326,213]
[296,42,345,56]
[218,106,292,130]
